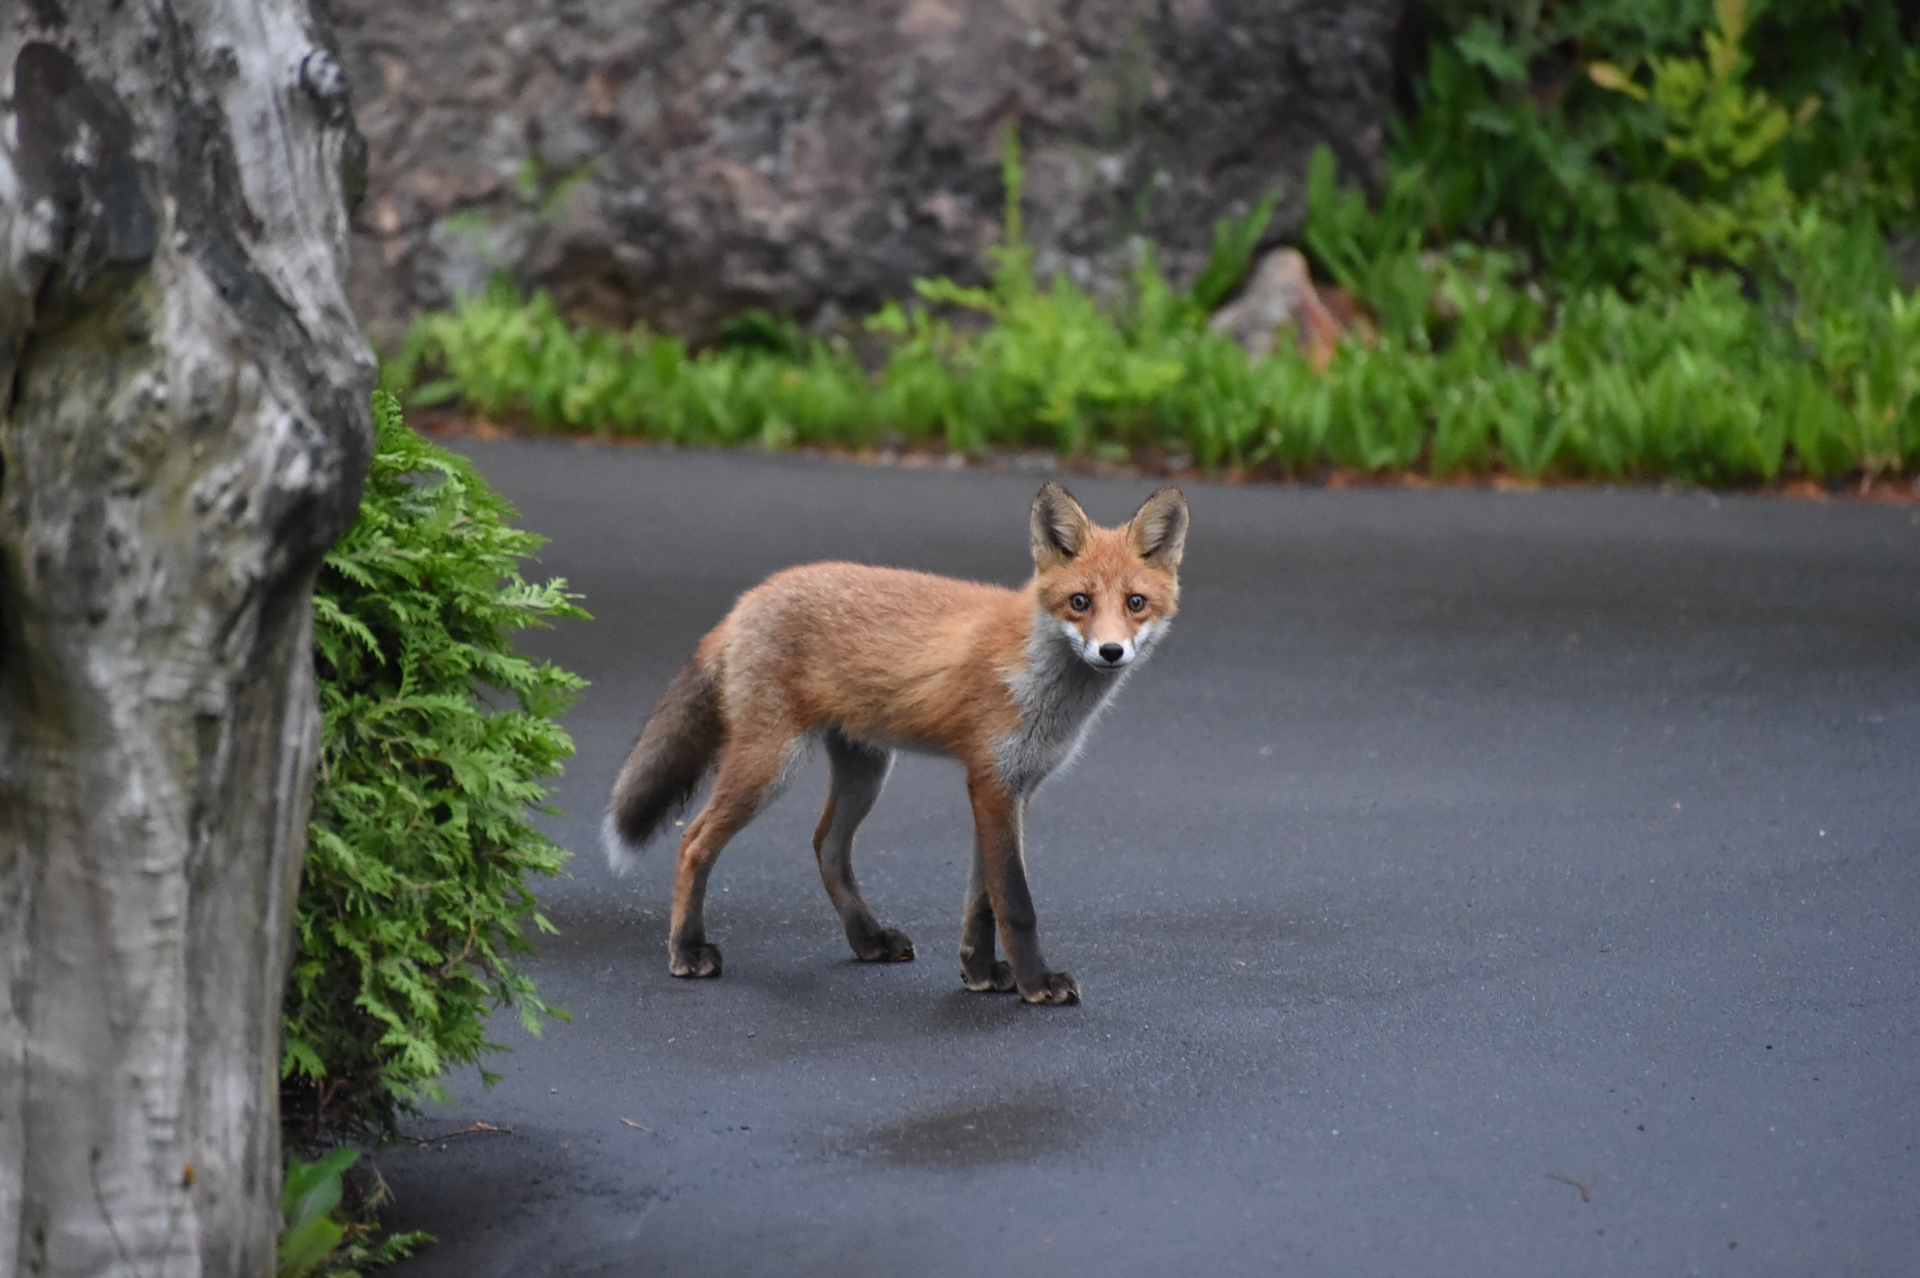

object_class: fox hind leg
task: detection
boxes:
[669,733,801,978]
[814,730,914,962]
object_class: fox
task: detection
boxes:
[602,482,1188,1005]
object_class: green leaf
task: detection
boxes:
[278,1216,346,1278]
[1454,20,1528,84]
[1587,62,1649,103]
[283,1147,357,1223]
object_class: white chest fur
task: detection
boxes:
[993,619,1136,797]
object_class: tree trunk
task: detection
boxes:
[0,2,372,1273]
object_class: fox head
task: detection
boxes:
[1029,482,1188,671]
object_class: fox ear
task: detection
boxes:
[1127,487,1188,568]
[1030,482,1092,568]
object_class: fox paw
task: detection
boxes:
[961,959,1017,993]
[1019,971,1080,1006]
[852,927,916,963]
[669,941,723,979]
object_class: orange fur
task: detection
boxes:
[605,483,1188,1004]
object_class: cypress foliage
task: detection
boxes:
[285,391,587,1141]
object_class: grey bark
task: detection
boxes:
[0,2,372,1274]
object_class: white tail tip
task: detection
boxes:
[602,811,643,876]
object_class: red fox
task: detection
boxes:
[603,483,1188,1005]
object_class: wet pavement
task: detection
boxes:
[378,441,1920,1276]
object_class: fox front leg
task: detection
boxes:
[965,772,1079,1005]
[959,851,1016,992]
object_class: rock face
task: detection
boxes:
[332,0,1404,343]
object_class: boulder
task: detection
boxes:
[332,0,1405,344]
[1207,247,1331,363]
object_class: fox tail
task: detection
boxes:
[603,655,725,874]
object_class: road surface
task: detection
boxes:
[379,442,1920,1276]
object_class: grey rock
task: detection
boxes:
[331,0,1405,344]
[1208,246,1329,360]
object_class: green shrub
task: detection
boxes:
[285,391,586,1142]
[1392,0,1919,289]
[380,5,1920,488]
[382,226,1918,485]
[279,1147,427,1278]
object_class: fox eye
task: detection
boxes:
[1126,593,1147,613]
[1069,592,1091,612]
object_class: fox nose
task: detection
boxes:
[1098,642,1125,664]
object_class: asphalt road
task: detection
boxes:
[379,441,1919,1277]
